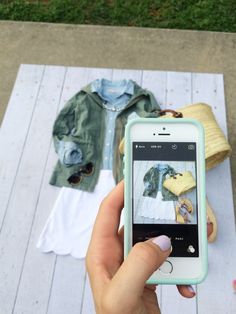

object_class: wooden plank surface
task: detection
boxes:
[192,73,236,314]
[12,65,67,314]
[160,70,197,314]
[0,65,65,314]
[0,65,44,230]
[0,65,235,314]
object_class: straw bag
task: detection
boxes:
[163,171,196,196]
[158,103,232,170]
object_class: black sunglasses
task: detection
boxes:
[67,162,94,185]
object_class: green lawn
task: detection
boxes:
[0,0,236,32]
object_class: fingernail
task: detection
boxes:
[152,235,171,251]
[187,285,196,295]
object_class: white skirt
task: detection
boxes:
[37,170,121,259]
[138,191,176,220]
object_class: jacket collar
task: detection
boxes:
[81,79,151,110]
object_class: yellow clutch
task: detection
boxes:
[163,171,196,196]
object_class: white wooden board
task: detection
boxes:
[0,65,235,314]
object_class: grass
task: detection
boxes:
[0,0,236,32]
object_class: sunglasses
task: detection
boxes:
[67,162,94,185]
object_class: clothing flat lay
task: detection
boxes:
[37,78,232,258]
[139,164,177,220]
[142,163,178,200]
[49,78,160,191]
[37,79,161,258]
[138,163,198,224]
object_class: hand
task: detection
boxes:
[86,180,195,314]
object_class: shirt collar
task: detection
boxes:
[90,78,134,96]
[155,163,169,171]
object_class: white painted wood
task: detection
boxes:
[112,68,142,84]
[47,257,86,314]
[0,65,234,314]
[142,70,167,108]
[192,73,228,135]
[12,66,67,314]
[162,285,197,313]
[166,71,192,108]
[0,64,44,230]
[81,274,96,314]
[192,73,236,314]
[0,65,65,314]
[13,145,60,314]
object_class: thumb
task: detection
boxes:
[110,235,171,296]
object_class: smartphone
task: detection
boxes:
[124,118,208,285]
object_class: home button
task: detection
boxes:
[159,260,173,275]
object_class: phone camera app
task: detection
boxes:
[132,142,199,257]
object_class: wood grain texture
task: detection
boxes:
[0,65,234,314]
[0,65,65,314]
[0,64,44,231]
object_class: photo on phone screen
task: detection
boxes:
[132,142,199,258]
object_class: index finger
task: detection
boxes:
[92,180,124,238]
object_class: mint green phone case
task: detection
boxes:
[124,118,208,285]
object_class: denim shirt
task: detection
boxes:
[50,79,161,191]
[91,79,134,169]
[143,164,178,200]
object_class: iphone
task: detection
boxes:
[124,118,208,284]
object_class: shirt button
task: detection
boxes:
[108,129,112,133]
[105,156,108,160]
[106,143,109,146]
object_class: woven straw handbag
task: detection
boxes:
[163,171,196,196]
[158,103,232,170]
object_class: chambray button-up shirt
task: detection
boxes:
[91,78,134,169]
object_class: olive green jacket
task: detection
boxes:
[50,81,161,191]
[143,165,178,200]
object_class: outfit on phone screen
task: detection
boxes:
[139,163,177,220]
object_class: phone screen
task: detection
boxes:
[132,141,199,257]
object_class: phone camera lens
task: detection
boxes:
[153,133,156,136]
[163,127,166,130]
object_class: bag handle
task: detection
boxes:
[170,172,183,179]
[159,109,183,118]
